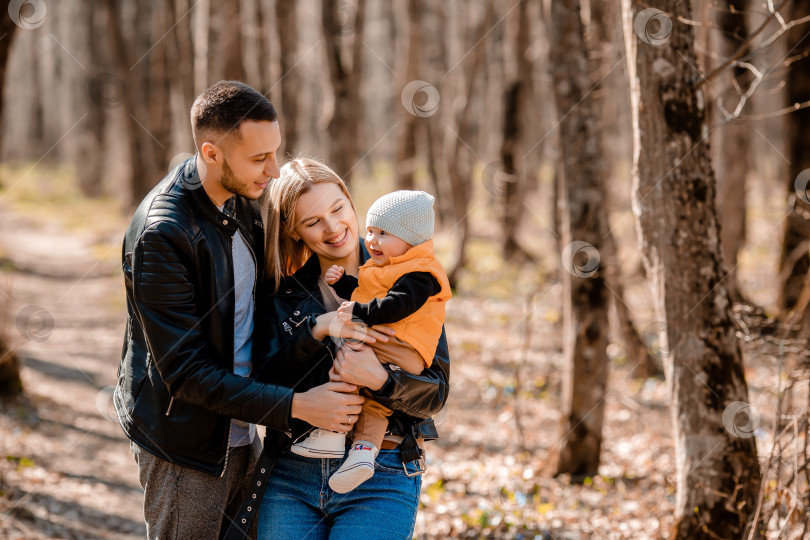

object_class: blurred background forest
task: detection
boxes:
[0,0,809,538]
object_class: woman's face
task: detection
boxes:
[292,182,358,267]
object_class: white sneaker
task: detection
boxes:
[290,429,346,458]
[328,442,378,493]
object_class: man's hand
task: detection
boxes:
[324,265,344,285]
[290,382,363,432]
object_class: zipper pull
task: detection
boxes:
[165,396,176,416]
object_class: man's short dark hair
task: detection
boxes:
[190,81,277,149]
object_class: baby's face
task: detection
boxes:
[365,226,412,265]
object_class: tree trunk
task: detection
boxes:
[423,0,451,226]
[602,228,662,379]
[713,0,749,301]
[73,1,106,197]
[549,0,611,477]
[0,17,22,397]
[256,0,273,95]
[210,0,245,82]
[0,346,22,396]
[621,1,761,537]
[395,0,421,191]
[147,0,173,171]
[321,0,366,182]
[0,6,20,154]
[778,0,810,315]
[276,0,301,158]
[104,0,167,204]
[446,0,492,287]
[500,0,533,263]
[586,0,658,378]
[193,0,210,95]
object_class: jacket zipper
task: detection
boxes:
[221,422,233,478]
[218,230,236,477]
[220,225,257,477]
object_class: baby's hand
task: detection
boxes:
[337,301,355,318]
[324,265,345,285]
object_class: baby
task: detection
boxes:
[292,190,451,493]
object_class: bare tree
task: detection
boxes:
[0,305,22,395]
[621,1,761,537]
[446,0,493,287]
[167,0,196,154]
[586,0,659,379]
[395,0,422,191]
[72,2,106,197]
[499,0,533,262]
[422,1,452,226]
[712,0,750,301]
[276,0,301,158]
[321,0,366,182]
[0,16,21,396]
[778,0,810,315]
[211,1,245,82]
[104,0,172,204]
[549,0,610,477]
[193,0,210,95]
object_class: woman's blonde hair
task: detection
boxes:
[262,158,356,292]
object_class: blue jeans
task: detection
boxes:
[257,447,422,539]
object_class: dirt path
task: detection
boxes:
[0,209,144,539]
[0,205,692,539]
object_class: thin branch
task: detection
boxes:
[696,0,789,88]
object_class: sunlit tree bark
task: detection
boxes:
[621,1,761,536]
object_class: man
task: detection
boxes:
[115,81,364,539]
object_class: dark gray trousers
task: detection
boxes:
[131,438,261,540]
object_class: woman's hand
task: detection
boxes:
[331,344,389,391]
[290,381,364,432]
[312,311,393,344]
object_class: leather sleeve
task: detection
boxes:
[367,325,450,419]
[131,220,293,431]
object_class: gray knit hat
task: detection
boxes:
[366,190,435,246]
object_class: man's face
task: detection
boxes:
[218,120,281,200]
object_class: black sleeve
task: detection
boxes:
[330,273,359,300]
[251,284,336,390]
[367,326,450,419]
[132,222,297,432]
[352,272,441,325]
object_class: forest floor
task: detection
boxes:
[0,165,806,539]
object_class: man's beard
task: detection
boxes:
[222,159,248,197]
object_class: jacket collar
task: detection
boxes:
[282,240,370,293]
[181,156,250,236]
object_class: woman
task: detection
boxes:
[254,158,450,539]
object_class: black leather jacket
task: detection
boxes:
[253,246,450,448]
[115,157,301,476]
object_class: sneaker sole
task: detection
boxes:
[290,446,346,458]
[328,463,375,493]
